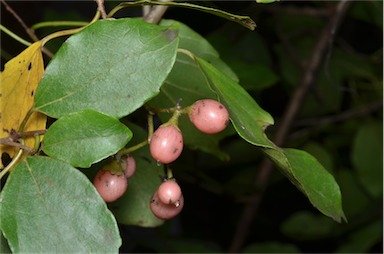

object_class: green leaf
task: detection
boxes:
[335,169,370,218]
[111,1,256,30]
[108,122,164,227]
[351,121,383,198]
[43,109,132,168]
[195,56,275,148]
[335,221,382,253]
[34,18,179,118]
[149,20,237,160]
[0,156,121,253]
[263,148,346,223]
[280,211,334,240]
[302,142,334,174]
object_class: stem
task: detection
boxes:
[31,21,89,30]
[147,112,155,143]
[0,24,32,46]
[166,167,173,179]
[117,140,148,157]
[0,149,23,179]
[18,108,35,132]
[95,0,107,19]
[1,0,54,58]
[107,0,256,30]
[177,48,196,60]
[1,0,39,41]
[33,134,41,152]
[166,108,182,129]
[143,0,173,24]
[40,27,84,46]
[40,11,100,46]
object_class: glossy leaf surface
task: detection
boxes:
[43,110,132,168]
[0,156,121,252]
[264,148,346,223]
[34,18,179,119]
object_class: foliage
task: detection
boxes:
[0,1,382,253]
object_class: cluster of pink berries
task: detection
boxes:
[150,99,230,164]
[93,99,230,220]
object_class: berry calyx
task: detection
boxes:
[93,168,127,202]
[121,155,136,179]
[188,99,229,134]
[157,180,182,205]
[149,124,183,164]
[150,190,184,220]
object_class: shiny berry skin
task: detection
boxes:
[123,156,136,179]
[189,99,229,134]
[149,125,183,164]
[157,180,182,205]
[150,190,184,220]
[93,168,127,202]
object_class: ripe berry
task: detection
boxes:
[93,168,127,202]
[150,190,184,220]
[189,99,229,134]
[122,155,136,179]
[150,124,183,164]
[157,180,182,205]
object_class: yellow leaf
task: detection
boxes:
[0,41,47,168]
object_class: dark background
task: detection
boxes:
[1,1,382,253]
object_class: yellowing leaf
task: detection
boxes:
[0,41,46,168]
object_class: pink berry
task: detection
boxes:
[123,156,136,179]
[157,180,182,205]
[149,124,183,164]
[189,99,229,134]
[93,168,127,202]
[150,190,184,220]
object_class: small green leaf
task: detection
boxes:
[335,169,370,218]
[108,122,164,227]
[195,56,275,148]
[264,148,346,223]
[280,211,334,240]
[35,18,179,118]
[43,109,132,168]
[0,156,121,253]
[335,221,382,253]
[351,121,383,198]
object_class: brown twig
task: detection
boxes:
[228,1,351,252]
[95,0,107,19]
[294,101,383,128]
[1,0,53,58]
[289,101,383,140]
[143,0,173,24]
[0,129,47,152]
